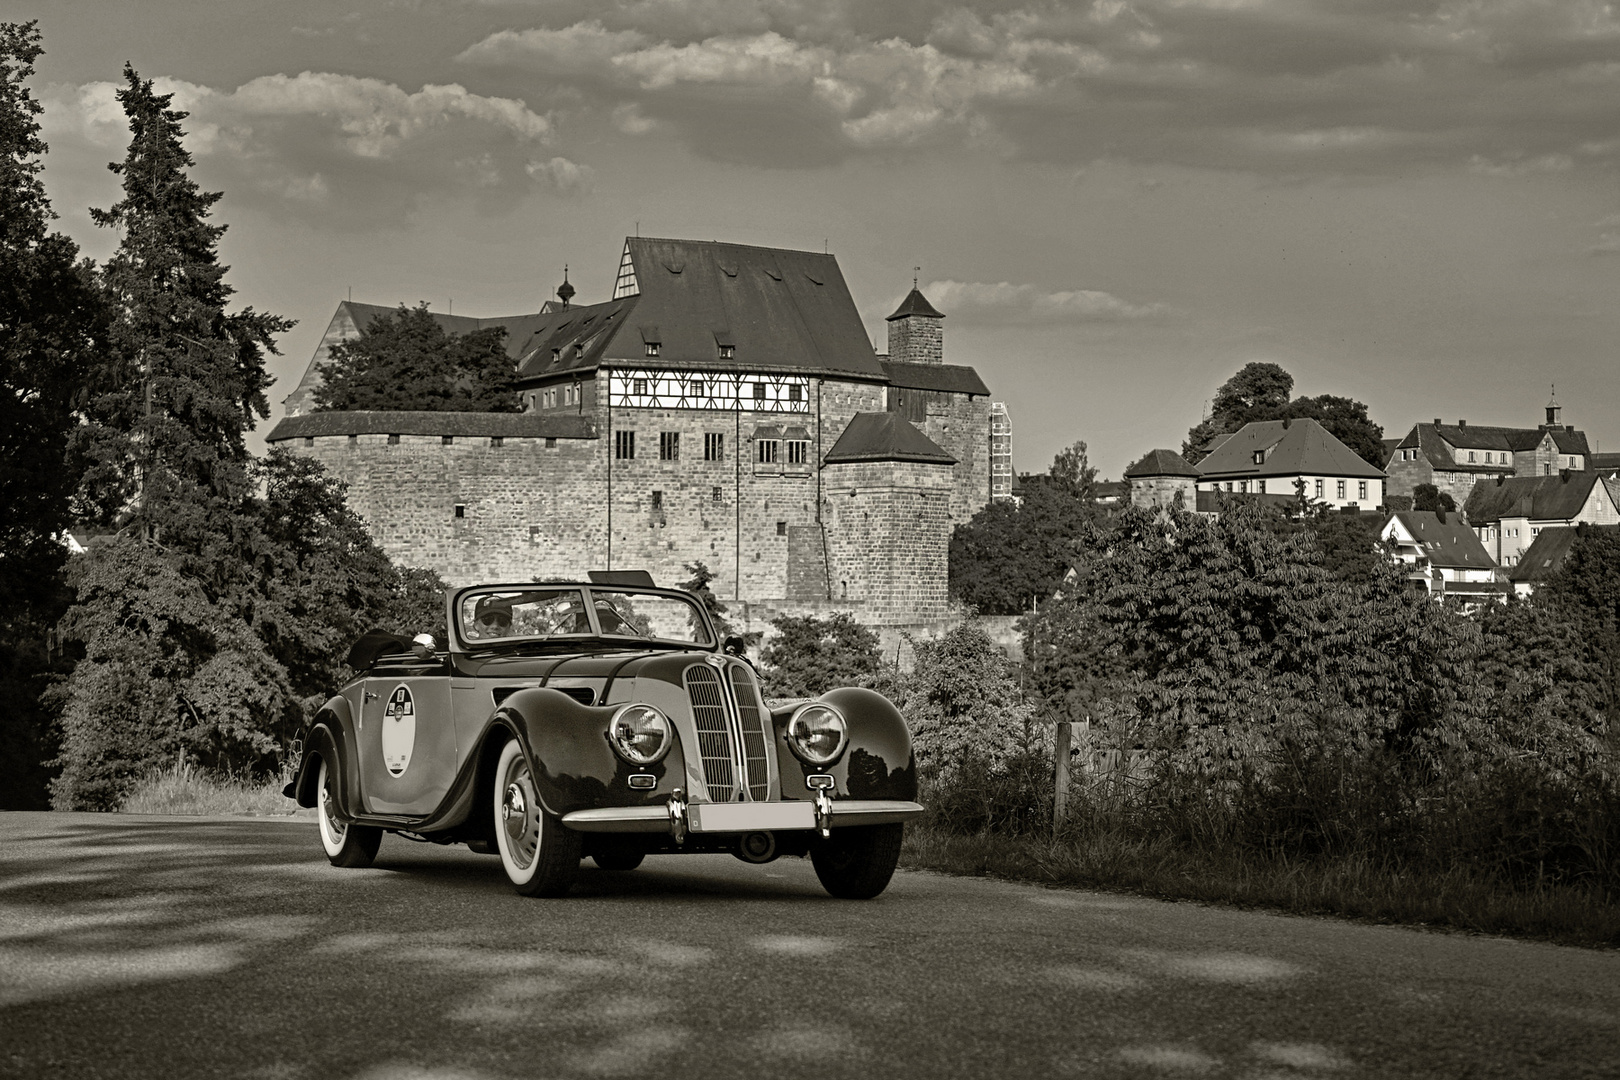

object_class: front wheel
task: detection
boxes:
[493,739,580,896]
[810,823,904,899]
[317,758,382,868]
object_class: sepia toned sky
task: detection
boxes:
[25,0,1620,477]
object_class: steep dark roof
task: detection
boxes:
[1381,437,1402,466]
[1464,471,1603,524]
[822,412,955,465]
[267,411,597,441]
[1387,510,1496,570]
[1589,452,1620,474]
[886,287,945,321]
[1196,419,1385,481]
[1124,448,1199,478]
[1507,527,1581,586]
[880,360,989,396]
[516,238,886,384]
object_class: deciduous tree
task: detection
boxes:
[759,612,882,698]
[312,303,518,412]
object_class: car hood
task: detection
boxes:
[454,650,721,683]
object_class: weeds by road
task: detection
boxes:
[119,759,303,817]
[900,824,1620,949]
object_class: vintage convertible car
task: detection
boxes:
[284,575,922,898]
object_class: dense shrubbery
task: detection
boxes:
[1012,503,1619,898]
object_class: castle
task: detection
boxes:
[268,237,1000,630]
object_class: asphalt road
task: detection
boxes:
[1,813,1617,1080]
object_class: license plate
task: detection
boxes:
[688,801,815,833]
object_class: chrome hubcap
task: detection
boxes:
[502,783,528,840]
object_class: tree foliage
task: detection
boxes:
[758,612,882,698]
[0,22,105,807]
[1184,362,1385,469]
[312,303,519,412]
[949,442,1099,615]
[1412,483,1457,514]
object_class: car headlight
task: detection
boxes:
[787,703,848,765]
[609,704,672,765]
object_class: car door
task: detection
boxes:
[356,658,457,816]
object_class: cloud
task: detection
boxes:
[452,0,1620,174]
[41,73,565,226]
[914,280,1170,324]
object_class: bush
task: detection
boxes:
[758,612,882,697]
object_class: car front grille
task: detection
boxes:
[682,662,771,802]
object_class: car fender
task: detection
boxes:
[775,687,918,801]
[291,694,357,810]
[487,687,687,819]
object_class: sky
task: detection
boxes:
[21,0,1620,477]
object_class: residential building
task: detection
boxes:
[1464,471,1620,567]
[989,402,1014,502]
[1194,418,1385,510]
[1381,510,1506,605]
[1505,523,1618,596]
[1385,398,1591,507]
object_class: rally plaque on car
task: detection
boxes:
[286,577,923,899]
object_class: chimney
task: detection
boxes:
[1458,419,1467,428]
[1433,418,1442,426]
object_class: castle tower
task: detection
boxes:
[1124,448,1199,510]
[886,284,945,365]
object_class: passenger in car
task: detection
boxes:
[472,597,514,639]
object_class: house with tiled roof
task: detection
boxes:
[1463,470,1620,568]
[1504,523,1620,596]
[268,238,994,630]
[1381,510,1507,605]
[1194,418,1385,510]
[1385,398,1591,507]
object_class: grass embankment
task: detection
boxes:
[119,759,303,816]
[900,823,1620,949]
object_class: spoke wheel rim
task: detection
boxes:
[500,756,540,870]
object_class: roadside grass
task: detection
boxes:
[119,759,304,817]
[900,824,1620,949]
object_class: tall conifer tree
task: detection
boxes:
[73,64,291,578]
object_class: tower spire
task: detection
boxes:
[555,264,574,309]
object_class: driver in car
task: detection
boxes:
[472,596,514,639]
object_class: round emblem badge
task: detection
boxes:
[380,684,416,777]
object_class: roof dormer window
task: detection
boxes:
[641,325,661,358]
[719,345,734,360]
[1253,450,1264,465]
[645,342,660,358]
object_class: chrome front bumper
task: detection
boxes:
[561,798,925,836]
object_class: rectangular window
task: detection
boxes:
[442,435,454,446]
[787,440,809,465]
[388,434,400,445]
[545,437,557,449]
[718,345,734,360]
[690,379,705,398]
[660,432,679,460]
[1314,479,1323,498]
[1253,450,1264,465]
[1225,482,1234,493]
[1258,479,1266,494]
[776,521,787,536]
[1469,451,1476,462]
[705,432,724,461]
[1335,479,1346,499]
[615,431,635,459]
[304,436,315,447]
[490,436,503,448]
[454,505,465,519]
[788,385,803,403]
[645,343,659,358]
[633,377,647,396]
[757,440,779,464]
[1240,480,1249,494]
[651,490,663,510]
[1358,480,1368,501]
[753,383,767,402]
[712,486,724,505]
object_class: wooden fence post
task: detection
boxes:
[1053,720,1073,828]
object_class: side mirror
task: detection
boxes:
[411,633,439,661]
[723,634,747,657]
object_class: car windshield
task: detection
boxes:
[458,587,713,648]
